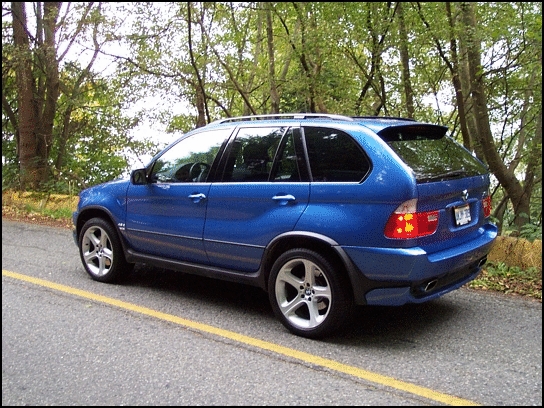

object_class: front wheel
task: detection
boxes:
[268,249,353,339]
[78,217,133,283]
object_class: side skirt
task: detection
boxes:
[125,249,266,290]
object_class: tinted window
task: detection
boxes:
[380,125,488,182]
[222,127,285,182]
[150,129,227,183]
[272,128,309,182]
[303,127,370,182]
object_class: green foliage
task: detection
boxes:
[2,163,20,191]
[469,261,542,300]
[519,223,543,242]
[168,114,201,134]
[497,184,542,241]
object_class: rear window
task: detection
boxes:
[378,125,488,182]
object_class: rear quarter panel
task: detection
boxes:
[295,125,417,248]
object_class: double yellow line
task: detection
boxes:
[3,269,480,406]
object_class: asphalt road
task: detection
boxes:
[2,220,542,406]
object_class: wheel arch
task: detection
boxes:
[262,232,361,299]
[75,207,127,251]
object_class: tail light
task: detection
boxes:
[482,195,492,218]
[384,199,439,239]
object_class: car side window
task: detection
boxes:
[222,127,285,182]
[272,127,308,182]
[303,126,370,182]
[150,129,228,183]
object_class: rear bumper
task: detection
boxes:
[363,258,484,306]
[343,223,497,305]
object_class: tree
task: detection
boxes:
[11,2,61,189]
[460,2,542,233]
[3,2,157,191]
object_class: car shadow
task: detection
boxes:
[120,264,460,346]
[122,264,273,315]
[333,301,459,346]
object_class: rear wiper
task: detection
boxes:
[416,170,470,182]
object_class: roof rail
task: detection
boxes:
[352,116,417,122]
[212,113,354,124]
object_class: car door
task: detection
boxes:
[124,128,231,264]
[203,126,310,272]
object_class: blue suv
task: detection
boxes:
[73,113,497,338]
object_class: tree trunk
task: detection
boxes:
[11,2,60,190]
[397,2,415,119]
[444,2,472,152]
[265,3,280,114]
[458,27,485,162]
[290,2,324,113]
[12,2,39,190]
[187,3,208,127]
[36,2,61,183]
[460,2,531,232]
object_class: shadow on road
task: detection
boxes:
[115,264,460,346]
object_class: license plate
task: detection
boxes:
[454,204,471,226]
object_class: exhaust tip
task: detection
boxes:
[424,279,438,292]
[478,256,488,268]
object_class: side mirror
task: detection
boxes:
[131,168,148,185]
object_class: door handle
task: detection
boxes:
[188,193,207,203]
[272,194,296,205]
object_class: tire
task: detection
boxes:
[268,248,353,339]
[78,217,133,283]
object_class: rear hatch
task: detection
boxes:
[378,124,492,251]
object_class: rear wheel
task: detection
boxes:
[268,248,353,339]
[78,217,133,283]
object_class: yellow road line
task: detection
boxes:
[3,269,480,406]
